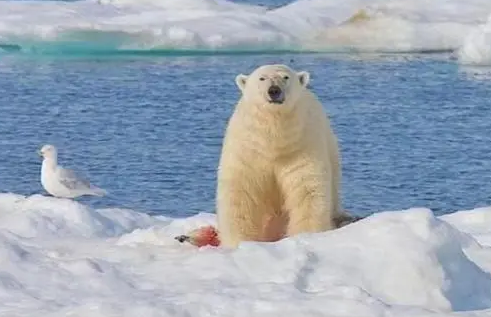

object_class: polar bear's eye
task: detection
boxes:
[283,75,289,80]
[259,77,266,81]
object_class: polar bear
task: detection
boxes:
[216,64,348,248]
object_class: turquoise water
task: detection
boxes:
[2,52,491,218]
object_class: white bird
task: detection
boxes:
[38,144,107,199]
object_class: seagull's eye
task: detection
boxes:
[259,77,265,81]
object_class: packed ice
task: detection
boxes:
[1,0,491,60]
[0,193,490,316]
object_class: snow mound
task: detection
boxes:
[442,207,491,246]
[0,193,157,238]
[0,193,490,316]
[458,14,491,65]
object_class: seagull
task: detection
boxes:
[38,144,107,199]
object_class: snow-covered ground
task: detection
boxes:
[0,192,490,316]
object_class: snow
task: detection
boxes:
[457,14,491,66]
[2,0,491,55]
[0,192,490,316]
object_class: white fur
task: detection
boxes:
[216,64,343,248]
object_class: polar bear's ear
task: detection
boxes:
[297,71,310,88]
[235,74,248,91]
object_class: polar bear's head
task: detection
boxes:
[235,64,310,109]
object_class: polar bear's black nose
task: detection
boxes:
[268,85,283,101]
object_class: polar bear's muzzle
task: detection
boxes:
[267,85,285,104]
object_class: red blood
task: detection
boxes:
[186,225,220,247]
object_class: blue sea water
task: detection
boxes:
[1,0,491,218]
[2,52,491,218]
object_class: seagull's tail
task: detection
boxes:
[89,186,108,197]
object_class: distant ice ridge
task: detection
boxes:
[458,14,491,65]
[0,192,491,316]
[2,0,491,54]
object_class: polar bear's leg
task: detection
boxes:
[217,174,273,248]
[261,211,288,242]
[278,163,336,236]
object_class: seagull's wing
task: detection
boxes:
[57,167,92,190]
